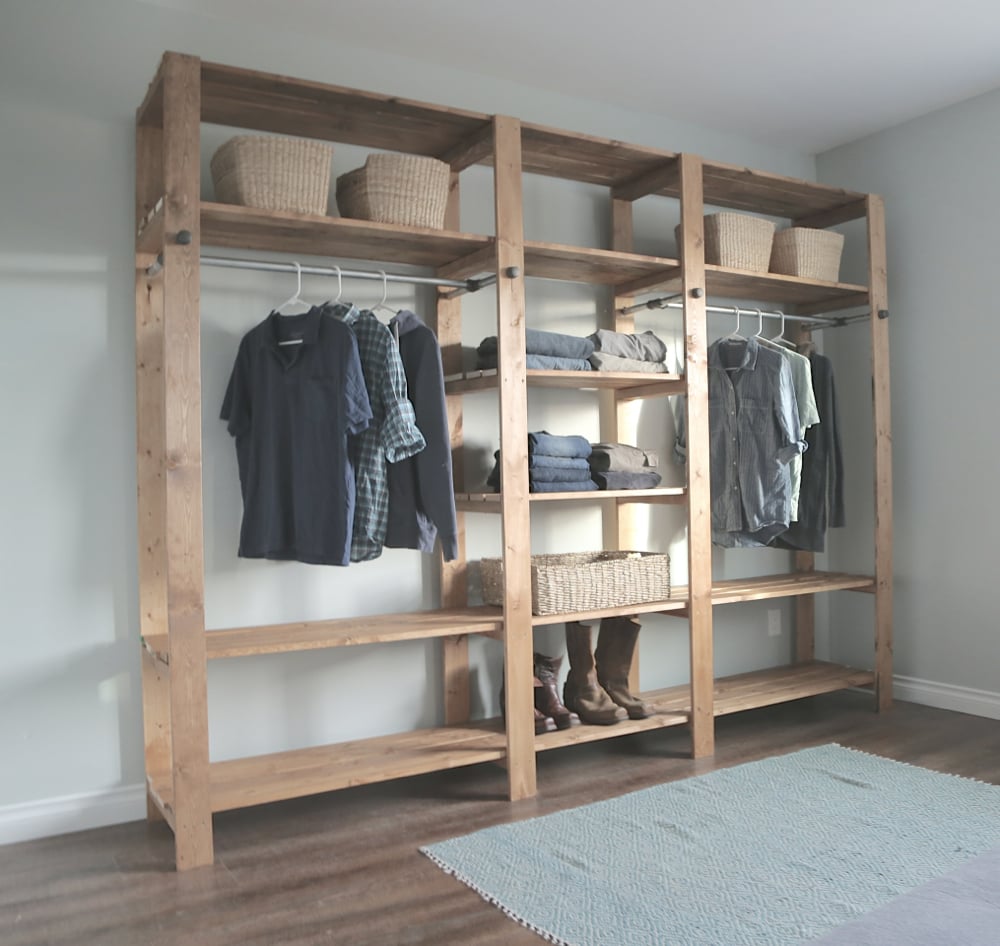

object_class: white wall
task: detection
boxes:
[818,91,1000,719]
[0,0,828,842]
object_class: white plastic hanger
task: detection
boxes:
[721,304,746,341]
[371,270,395,318]
[276,261,311,346]
[275,261,312,314]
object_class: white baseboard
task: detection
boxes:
[0,783,146,846]
[892,674,1000,721]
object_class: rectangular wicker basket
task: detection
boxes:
[336,153,450,229]
[479,551,671,616]
[769,227,845,282]
[676,212,776,272]
[210,135,333,215]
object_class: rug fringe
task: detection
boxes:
[420,847,576,946]
[831,742,997,787]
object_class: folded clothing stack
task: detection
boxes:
[587,329,670,373]
[588,441,662,490]
[477,328,594,372]
[487,431,597,492]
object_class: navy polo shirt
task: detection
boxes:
[221,307,373,565]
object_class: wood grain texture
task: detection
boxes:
[436,172,472,726]
[523,241,679,286]
[867,195,894,712]
[6,697,994,946]
[444,368,684,396]
[160,52,212,870]
[678,154,714,759]
[492,115,536,802]
[201,202,493,269]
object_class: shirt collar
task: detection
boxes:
[325,301,361,325]
[711,335,760,371]
[266,305,324,351]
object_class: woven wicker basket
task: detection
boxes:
[675,212,775,271]
[210,135,333,215]
[336,153,450,229]
[769,227,845,282]
[479,551,671,616]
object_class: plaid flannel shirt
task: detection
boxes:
[328,304,425,561]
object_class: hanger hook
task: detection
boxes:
[293,260,302,299]
[756,307,764,336]
[334,264,342,303]
[378,270,388,309]
[734,305,741,334]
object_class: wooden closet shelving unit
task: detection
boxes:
[135,52,892,870]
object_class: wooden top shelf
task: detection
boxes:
[524,241,680,287]
[445,368,684,396]
[704,266,869,315]
[156,56,869,229]
[142,606,503,663]
[198,59,493,159]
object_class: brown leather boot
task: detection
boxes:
[595,615,650,719]
[500,675,556,734]
[533,653,579,730]
[562,622,622,725]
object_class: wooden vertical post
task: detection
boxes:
[437,169,470,724]
[493,115,536,800]
[135,116,170,822]
[608,196,643,696]
[160,52,213,869]
[791,322,816,663]
[867,195,893,711]
[678,154,714,758]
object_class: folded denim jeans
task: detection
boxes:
[527,431,592,459]
[588,328,667,362]
[477,352,592,372]
[530,479,598,493]
[478,328,594,360]
[592,470,663,490]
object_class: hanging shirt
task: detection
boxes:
[766,342,820,521]
[706,336,806,547]
[220,307,372,566]
[327,303,426,562]
[773,350,845,552]
[385,309,459,561]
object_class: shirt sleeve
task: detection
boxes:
[774,356,807,465]
[378,333,426,463]
[343,333,373,436]
[220,336,251,438]
[405,329,458,560]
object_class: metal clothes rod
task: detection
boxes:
[618,292,870,328]
[144,253,495,294]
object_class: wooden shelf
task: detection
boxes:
[645,661,875,716]
[535,710,689,749]
[200,202,493,272]
[523,241,680,287]
[142,607,503,663]
[199,59,492,159]
[709,571,875,604]
[445,368,684,396]
[150,723,509,814]
[704,266,869,315]
[457,488,686,511]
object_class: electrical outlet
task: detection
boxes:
[767,609,781,637]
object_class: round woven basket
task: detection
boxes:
[336,153,450,229]
[210,135,333,215]
[770,227,845,282]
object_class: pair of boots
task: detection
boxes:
[500,659,579,734]
[563,616,649,725]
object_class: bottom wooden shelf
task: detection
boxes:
[147,661,871,817]
[645,660,874,716]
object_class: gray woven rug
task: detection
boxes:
[421,744,1000,946]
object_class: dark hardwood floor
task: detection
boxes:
[4,693,1000,946]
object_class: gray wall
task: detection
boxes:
[1,0,877,843]
[818,91,1000,717]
